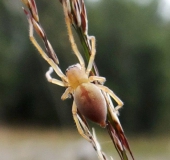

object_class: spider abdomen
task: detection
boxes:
[74,83,107,127]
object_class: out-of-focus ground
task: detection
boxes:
[0,124,169,160]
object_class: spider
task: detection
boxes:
[23,0,123,140]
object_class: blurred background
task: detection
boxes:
[0,0,170,159]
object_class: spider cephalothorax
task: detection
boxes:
[65,63,88,89]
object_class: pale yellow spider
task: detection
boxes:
[23,0,123,139]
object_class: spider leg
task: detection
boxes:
[72,101,91,141]
[62,2,85,69]
[104,92,123,130]
[89,76,106,84]
[61,87,72,100]
[25,10,67,82]
[46,67,67,87]
[23,1,59,64]
[105,92,120,115]
[96,85,124,111]
[86,36,96,76]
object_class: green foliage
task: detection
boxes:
[87,0,169,133]
[0,0,170,133]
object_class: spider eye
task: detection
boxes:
[65,63,81,73]
[65,65,75,73]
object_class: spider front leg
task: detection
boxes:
[97,85,124,111]
[62,1,85,69]
[63,2,96,76]
[86,36,96,76]
[24,8,68,83]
